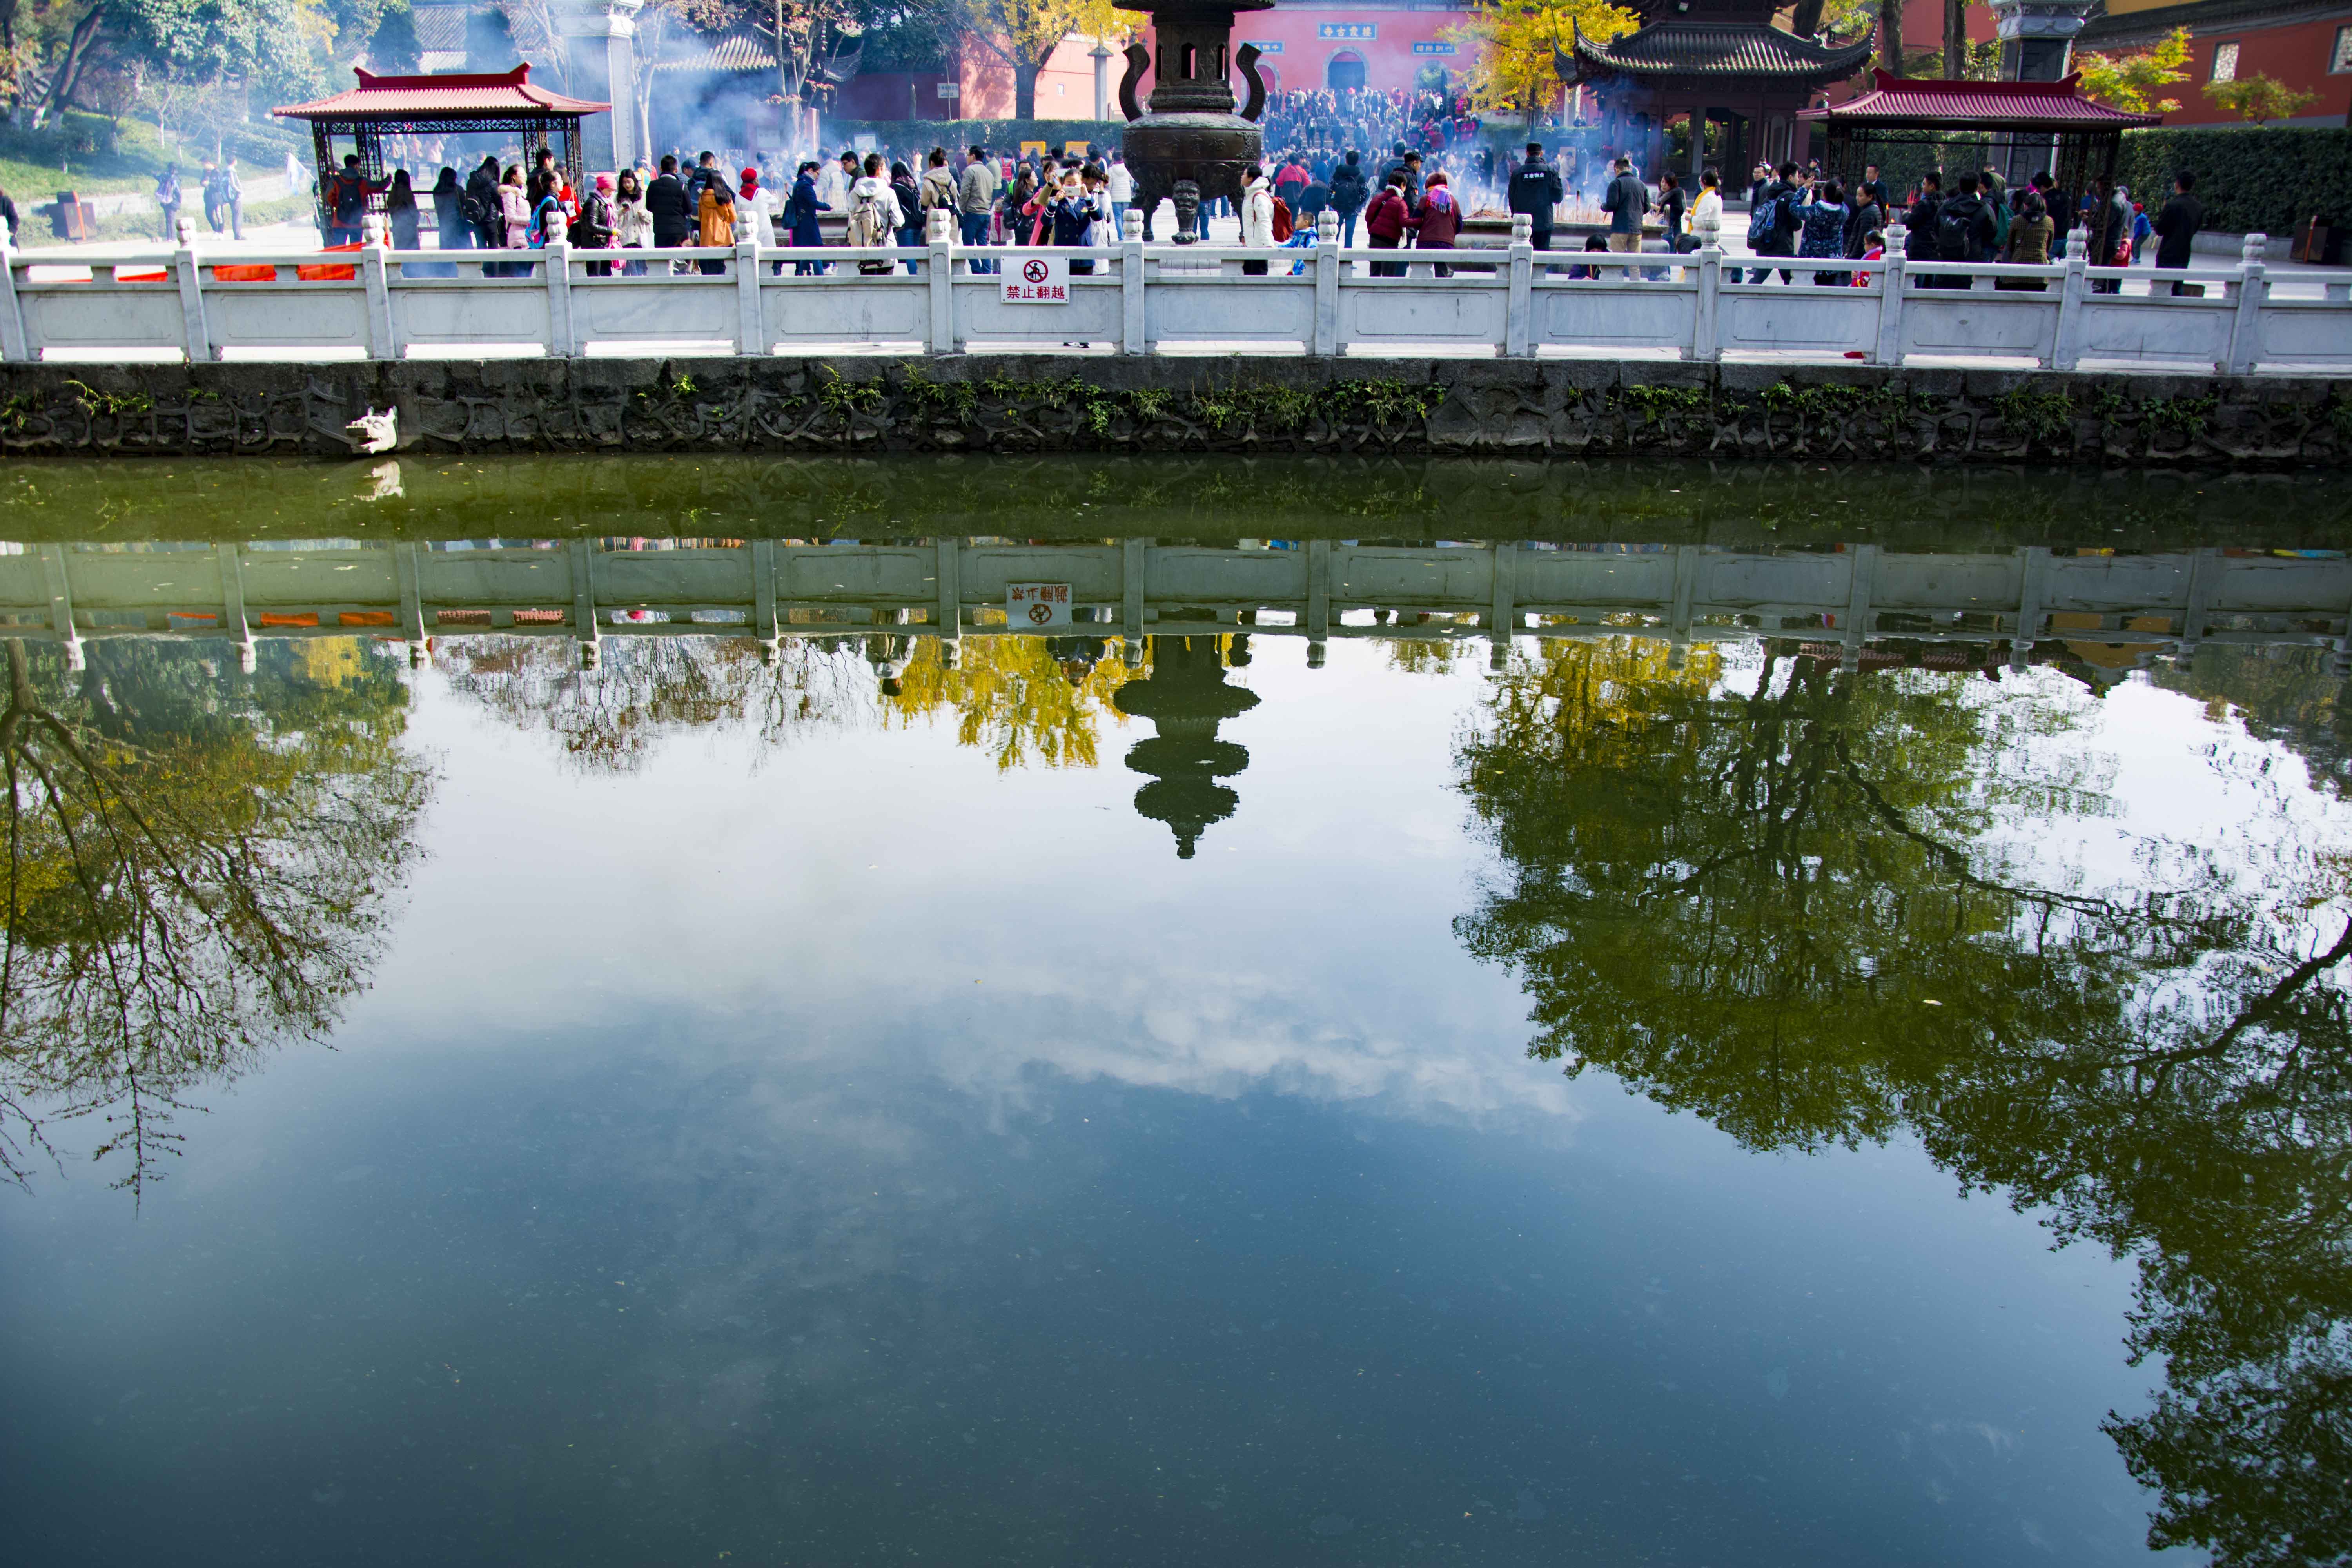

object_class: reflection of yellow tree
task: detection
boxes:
[886,635,1135,771]
[1,637,428,1196]
[1486,634,1722,772]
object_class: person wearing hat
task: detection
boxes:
[577,172,619,274]
[735,165,777,270]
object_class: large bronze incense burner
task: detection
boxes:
[1116,0,1271,241]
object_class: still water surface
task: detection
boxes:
[2,460,2348,1567]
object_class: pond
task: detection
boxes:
[2,458,2348,1567]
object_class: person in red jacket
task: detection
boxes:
[1405,170,1461,276]
[1363,172,1410,277]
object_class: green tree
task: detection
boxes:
[2078,25,2192,114]
[2203,72,2320,125]
[0,635,430,1197]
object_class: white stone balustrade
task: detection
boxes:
[0,212,2346,372]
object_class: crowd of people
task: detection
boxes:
[245,128,2213,303]
[1734,157,2205,290]
[1259,88,1483,169]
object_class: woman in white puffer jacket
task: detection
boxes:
[1239,169,1275,275]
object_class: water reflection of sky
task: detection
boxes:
[11,633,2336,1565]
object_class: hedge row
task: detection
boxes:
[2114,126,2352,236]
[817,118,1129,156]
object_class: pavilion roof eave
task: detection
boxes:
[274,64,609,122]
[1797,69,2162,130]
[1561,20,1875,89]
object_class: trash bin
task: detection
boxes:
[50,191,95,242]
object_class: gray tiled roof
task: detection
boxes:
[1569,21,1876,82]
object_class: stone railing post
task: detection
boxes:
[1505,211,1532,358]
[927,206,954,352]
[360,212,396,360]
[1122,206,1146,355]
[735,233,762,353]
[172,212,211,363]
[544,238,573,357]
[2227,230,2267,375]
[1872,221,1907,366]
[2053,251,2089,370]
[1693,241,1721,361]
[0,212,24,363]
[1315,208,1341,356]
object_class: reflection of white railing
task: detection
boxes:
[3,538,2346,677]
[2,210,2347,370]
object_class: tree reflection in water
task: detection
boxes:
[437,632,1139,777]
[1454,637,2352,1568]
[0,637,430,1197]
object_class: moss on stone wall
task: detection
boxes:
[0,356,2344,468]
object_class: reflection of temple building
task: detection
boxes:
[1111,635,1260,859]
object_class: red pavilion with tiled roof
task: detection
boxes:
[1798,70,2158,210]
[276,66,611,232]
[1559,0,1875,180]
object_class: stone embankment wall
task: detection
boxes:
[2,357,2347,466]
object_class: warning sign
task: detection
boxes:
[1002,254,1071,304]
[1007,583,1073,626]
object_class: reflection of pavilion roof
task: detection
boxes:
[1112,635,1260,860]
[1565,21,1873,84]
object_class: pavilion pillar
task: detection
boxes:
[602,0,643,171]
[1690,107,1706,177]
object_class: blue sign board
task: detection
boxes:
[1318,22,1376,40]
[1411,41,1456,55]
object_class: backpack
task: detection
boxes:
[1746,188,1785,246]
[848,186,891,247]
[1936,198,1976,260]
[1270,196,1293,243]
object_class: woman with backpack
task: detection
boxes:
[889,160,924,274]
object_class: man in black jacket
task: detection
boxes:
[464,155,503,250]
[1328,150,1368,245]
[2152,169,2202,295]
[1747,161,1799,283]
[1936,172,1996,279]
[1507,140,1564,252]
[647,155,693,243]
[1905,171,1947,285]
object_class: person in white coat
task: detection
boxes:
[1239,167,1275,276]
[1104,152,1134,238]
[846,152,905,275]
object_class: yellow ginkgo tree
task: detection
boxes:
[1442,0,1639,122]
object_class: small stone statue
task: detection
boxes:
[344,405,397,454]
